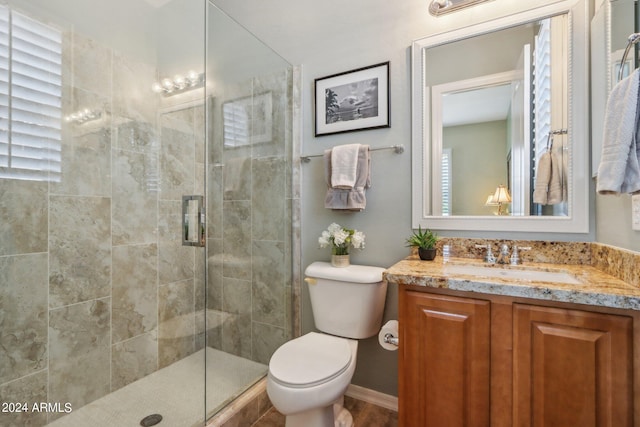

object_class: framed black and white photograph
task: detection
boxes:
[314,61,390,137]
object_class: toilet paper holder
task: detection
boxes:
[383,332,399,347]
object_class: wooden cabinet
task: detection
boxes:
[399,288,636,427]
[513,303,633,427]
[399,290,491,427]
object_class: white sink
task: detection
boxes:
[444,264,581,285]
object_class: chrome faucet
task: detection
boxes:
[509,245,531,265]
[497,244,510,264]
[477,243,532,265]
[475,244,496,264]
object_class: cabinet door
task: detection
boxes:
[399,291,490,427]
[513,304,633,427]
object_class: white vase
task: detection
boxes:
[331,254,350,268]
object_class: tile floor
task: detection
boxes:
[44,348,265,427]
[250,396,398,427]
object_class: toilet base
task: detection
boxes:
[283,398,353,427]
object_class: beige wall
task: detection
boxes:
[444,121,509,216]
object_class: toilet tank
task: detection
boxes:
[304,262,387,339]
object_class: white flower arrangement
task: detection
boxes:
[318,223,366,256]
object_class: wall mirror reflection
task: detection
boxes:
[430,16,568,217]
[411,0,590,233]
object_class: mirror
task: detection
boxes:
[411,0,590,233]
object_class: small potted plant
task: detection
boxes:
[406,226,438,261]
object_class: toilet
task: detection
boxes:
[267,261,387,427]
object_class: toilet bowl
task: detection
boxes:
[266,262,387,427]
[267,332,358,426]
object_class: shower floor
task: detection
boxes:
[47,347,267,427]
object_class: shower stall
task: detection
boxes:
[0,0,298,426]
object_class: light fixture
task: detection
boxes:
[484,194,498,206]
[428,0,493,16]
[64,108,102,124]
[152,70,204,96]
[492,184,512,216]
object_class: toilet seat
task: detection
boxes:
[269,332,352,388]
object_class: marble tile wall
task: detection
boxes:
[0,17,297,427]
[0,30,206,426]
[206,68,295,366]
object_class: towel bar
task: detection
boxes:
[301,144,404,163]
[618,33,640,82]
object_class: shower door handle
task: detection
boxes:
[182,195,205,247]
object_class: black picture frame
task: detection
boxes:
[314,61,390,137]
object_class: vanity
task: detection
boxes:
[385,241,640,427]
[399,0,640,422]
[395,0,640,421]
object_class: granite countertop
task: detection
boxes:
[384,256,640,311]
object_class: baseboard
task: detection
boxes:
[345,384,398,412]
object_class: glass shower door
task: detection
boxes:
[203,2,295,421]
[0,0,209,426]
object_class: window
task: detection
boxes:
[0,6,62,182]
[222,92,272,148]
[442,148,452,216]
[533,18,551,163]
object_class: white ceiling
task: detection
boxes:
[442,84,512,127]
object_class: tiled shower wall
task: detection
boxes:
[205,69,295,366]
[0,23,296,426]
[0,30,206,425]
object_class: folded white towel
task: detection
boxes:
[331,143,361,189]
[621,110,640,193]
[533,151,552,204]
[533,150,566,205]
[547,151,564,204]
[597,68,640,194]
[324,145,371,211]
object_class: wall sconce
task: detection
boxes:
[64,108,102,124]
[492,184,512,216]
[429,0,493,16]
[152,70,203,96]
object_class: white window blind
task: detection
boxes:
[222,101,250,147]
[0,6,61,182]
[441,148,451,216]
[533,19,551,162]
[222,93,272,148]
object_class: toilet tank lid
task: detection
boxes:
[305,262,386,283]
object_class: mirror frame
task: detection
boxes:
[411,0,591,233]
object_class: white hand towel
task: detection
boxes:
[621,98,640,194]
[597,68,640,194]
[331,143,361,189]
[533,151,551,204]
[324,145,371,211]
[533,150,566,205]
[546,151,564,204]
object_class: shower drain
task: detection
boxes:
[140,413,163,426]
